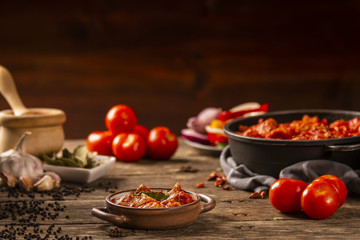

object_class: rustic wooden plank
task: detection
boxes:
[1,139,360,239]
[2,197,360,239]
[2,184,360,239]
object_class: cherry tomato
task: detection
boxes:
[105,105,137,134]
[313,174,347,207]
[269,178,307,213]
[301,180,339,219]
[86,131,114,156]
[132,125,149,140]
[112,133,146,162]
[146,126,178,160]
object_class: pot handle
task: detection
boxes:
[326,143,360,152]
[198,193,216,214]
[91,207,129,226]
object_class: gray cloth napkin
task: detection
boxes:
[220,145,360,193]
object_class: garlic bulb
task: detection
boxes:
[0,132,43,179]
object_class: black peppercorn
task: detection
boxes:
[0,183,95,239]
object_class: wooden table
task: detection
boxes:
[1,139,360,239]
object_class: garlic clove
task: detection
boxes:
[0,171,18,188]
[42,172,61,188]
[34,175,54,191]
[0,132,44,179]
[19,175,35,191]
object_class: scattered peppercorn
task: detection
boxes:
[109,227,127,237]
[0,183,96,239]
[98,181,118,193]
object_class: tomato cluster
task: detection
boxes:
[269,175,347,219]
[86,104,178,162]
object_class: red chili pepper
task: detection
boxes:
[207,132,228,144]
[218,104,269,121]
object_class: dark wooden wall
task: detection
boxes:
[0,1,360,139]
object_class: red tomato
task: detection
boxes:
[112,133,146,162]
[105,105,137,134]
[301,180,339,219]
[269,178,307,213]
[86,131,115,156]
[146,126,178,160]
[132,125,149,140]
[313,174,347,207]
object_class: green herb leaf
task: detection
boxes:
[133,191,169,201]
[40,145,95,169]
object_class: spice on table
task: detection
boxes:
[178,165,198,173]
[206,171,232,190]
[0,183,95,239]
[222,185,232,190]
[207,171,218,181]
[109,227,127,237]
[249,191,267,199]
[196,182,205,188]
[98,181,118,193]
[214,174,227,187]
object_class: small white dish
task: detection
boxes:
[43,155,116,184]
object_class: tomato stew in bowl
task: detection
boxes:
[92,183,216,229]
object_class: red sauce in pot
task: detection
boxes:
[110,182,195,208]
[237,115,360,140]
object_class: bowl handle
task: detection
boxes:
[91,207,129,226]
[198,193,216,214]
[327,143,360,152]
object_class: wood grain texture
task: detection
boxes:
[1,139,360,239]
[0,1,359,138]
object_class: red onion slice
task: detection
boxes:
[181,129,210,145]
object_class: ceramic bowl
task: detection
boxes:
[43,155,116,184]
[92,188,216,229]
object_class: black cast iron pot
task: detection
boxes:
[224,109,360,177]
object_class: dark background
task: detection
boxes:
[0,0,360,139]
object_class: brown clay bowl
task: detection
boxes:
[91,188,216,229]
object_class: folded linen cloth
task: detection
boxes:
[220,145,360,193]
